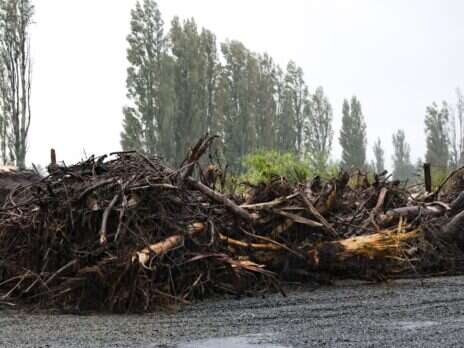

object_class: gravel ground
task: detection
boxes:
[2,276,464,347]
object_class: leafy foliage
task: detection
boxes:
[431,166,449,189]
[305,86,333,174]
[373,138,385,173]
[121,1,319,172]
[339,97,367,169]
[121,0,175,160]
[241,151,310,184]
[392,129,414,181]
[284,61,308,155]
[449,88,464,170]
[425,101,449,169]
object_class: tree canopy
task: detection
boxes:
[339,96,367,169]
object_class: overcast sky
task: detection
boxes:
[29,0,464,168]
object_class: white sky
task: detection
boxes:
[29,0,464,168]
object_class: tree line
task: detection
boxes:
[119,0,464,182]
[120,0,334,173]
[0,0,460,183]
[344,89,464,182]
[384,89,464,181]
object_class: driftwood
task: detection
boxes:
[1,136,464,313]
[134,223,206,266]
[440,208,464,250]
[306,228,421,276]
[187,177,256,222]
[379,203,449,226]
[300,192,337,238]
[218,233,282,251]
[306,207,464,278]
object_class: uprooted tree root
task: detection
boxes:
[1,136,464,313]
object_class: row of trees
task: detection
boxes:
[0,0,457,179]
[369,89,464,181]
[120,0,334,172]
[120,1,464,182]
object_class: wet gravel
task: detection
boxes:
[2,276,464,347]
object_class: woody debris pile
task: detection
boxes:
[1,135,464,312]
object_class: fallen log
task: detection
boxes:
[377,190,464,228]
[218,233,282,251]
[306,228,421,277]
[306,212,464,278]
[186,178,256,222]
[378,203,449,226]
[3,136,464,313]
[133,223,206,266]
[439,207,464,250]
[300,192,337,238]
[240,192,299,210]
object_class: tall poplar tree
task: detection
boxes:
[392,129,414,180]
[275,65,296,153]
[255,53,277,150]
[170,17,205,163]
[449,89,464,169]
[373,138,385,173]
[305,86,333,173]
[0,0,34,168]
[121,0,174,158]
[220,40,257,171]
[284,61,308,155]
[200,28,219,135]
[425,101,449,169]
[339,97,367,169]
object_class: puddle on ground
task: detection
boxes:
[176,334,288,348]
[397,320,437,330]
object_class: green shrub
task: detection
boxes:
[431,166,449,189]
[240,151,311,184]
[320,160,340,179]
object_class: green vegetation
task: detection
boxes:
[339,97,367,169]
[425,101,449,170]
[431,166,449,189]
[373,138,385,173]
[120,0,336,172]
[0,0,462,183]
[305,86,333,174]
[239,150,340,185]
[240,151,310,184]
[392,129,414,181]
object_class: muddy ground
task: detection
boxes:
[2,276,464,347]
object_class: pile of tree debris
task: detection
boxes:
[1,136,464,313]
